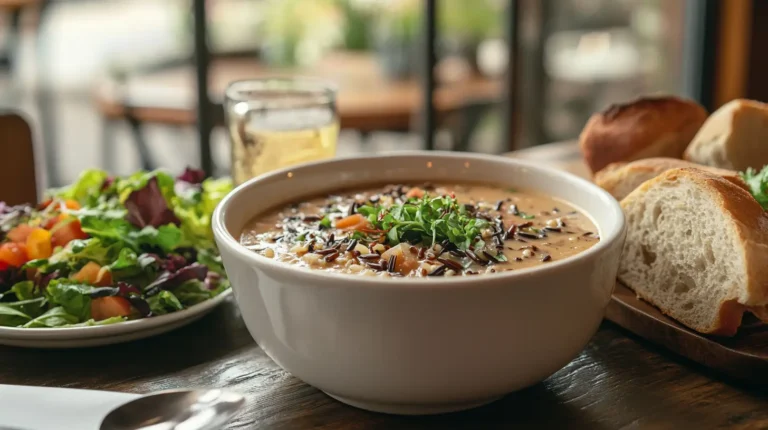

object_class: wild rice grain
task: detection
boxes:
[324,251,340,262]
[437,257,463,272]
[427,265,447,276]
[387,255,397,272]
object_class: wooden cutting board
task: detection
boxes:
[507,142,768,384]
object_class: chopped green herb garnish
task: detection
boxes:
[519,212,536,220]
[296,232,307,241]
[495,253,508,262]
[319,216,332,229]
[358,194,489,250]
[741,167,768,209]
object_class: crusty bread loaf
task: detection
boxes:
[618,167,768,336]
[594,157,747,200]
[579,96,708,174]
[683,99,768,171]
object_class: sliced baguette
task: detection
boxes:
[683,99,768,171]
[595,157,747,200]
[618,167,768,336]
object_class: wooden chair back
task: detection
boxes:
[0,112,37,205]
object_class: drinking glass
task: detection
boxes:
[225,78,339,185]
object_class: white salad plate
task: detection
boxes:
[0,289,232,348]
[0,384,140,430]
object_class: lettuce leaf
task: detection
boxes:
[23,306,79,328]
[10,280,36,300]
[50,169,109,206]
[174,280,211,306]
[172,177,232,249]
[131,225,182,254]
[1,296,45,320]
[62,316,127,327]
[45,280,94,322]
[147,290,183,315]
[0,304,32,327]
[79,217,181,254]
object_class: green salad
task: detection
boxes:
[0,167,232,328]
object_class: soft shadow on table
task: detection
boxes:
[378,385,608,430]
[0,300,253,388]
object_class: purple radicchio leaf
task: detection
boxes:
[88,286,120,299]
[0,264,21,296]
[144,263,208,297]
[101,176,115,191]
[177,167,206,184]
[128,296,152,317]
[117,281,142,296]
[117,282,151,317]
[124,177,181,229]
[163,254,189,273]
[36,270,60,292]
[204,271,222,291]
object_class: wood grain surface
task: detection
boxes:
[2,300,768,429]
[2,142,768,429]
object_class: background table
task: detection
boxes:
[2,143,768,429]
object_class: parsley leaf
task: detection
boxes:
[361,194,489,250]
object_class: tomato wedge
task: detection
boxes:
[0,242,28,267]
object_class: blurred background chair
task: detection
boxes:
[0,111,37,204]
[0,0,765,188]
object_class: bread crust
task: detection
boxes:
[594,157,748,200]
[683,99,768,171]
[579,96,708,174]
[619,167,768,336]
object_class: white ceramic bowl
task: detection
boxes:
[213,152,626,415]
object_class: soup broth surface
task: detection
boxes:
[240,183,600,277]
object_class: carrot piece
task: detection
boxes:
[334,214,370,231]
[405,187,424,199]
[26,228,53,260]
[7,224,34,243]
[64,200,81,210]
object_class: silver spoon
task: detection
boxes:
[100,389,245,430]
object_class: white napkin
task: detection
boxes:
[0,384,140,430]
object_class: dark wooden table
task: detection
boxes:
[2,300,766,429]
[3,143,768,429]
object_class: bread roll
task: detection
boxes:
[579,96,708,174]
[683,99,768,171]
[618,167,768,336]
[594,157,747,200]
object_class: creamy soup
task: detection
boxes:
[240,183,600,277]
